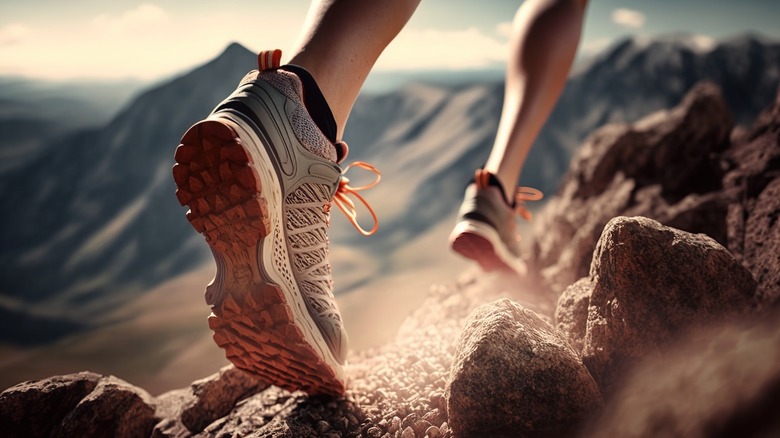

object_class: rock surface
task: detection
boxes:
[529,82,735,297]
[529,82,780,304]
[0,372,102,437]
[446,298,602,437]
[554,277,591,354]
[582,216,757,396]
[723,87,780,308]
[0,373,158,438]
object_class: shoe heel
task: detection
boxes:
[173,119,270,307]
[173,119,270,252]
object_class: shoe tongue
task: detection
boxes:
[279,64,338,144]
[472,171,512,206]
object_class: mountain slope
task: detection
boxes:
[0,43,257,342]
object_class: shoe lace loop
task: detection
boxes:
[330,160,381,236]
[475,169,543,221]
[514,187,543,221]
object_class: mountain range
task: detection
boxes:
[1,34,779,347]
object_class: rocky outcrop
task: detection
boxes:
[724,88,780,307]
[0,373,158,438]
[529,81,780,304]
[446,299,601,437]
[580,216,756,396]
[529,81,735,297]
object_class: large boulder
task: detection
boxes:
[0,372,102,438]
[446,298,602,437]
[56,375,158,438]
[724,88,780,308]
[530,82,734,296]
[582,216,757,396]
[743,178,780,307]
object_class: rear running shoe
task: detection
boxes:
[172,50,378,396]
[449,169,542,275]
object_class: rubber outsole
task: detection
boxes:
[449,220,524,275]
[173,119,345,396]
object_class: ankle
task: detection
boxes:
[280,64,338,143]
[473,169,513,207]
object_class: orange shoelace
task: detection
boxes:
[475,169,543,221]
[330,161,381,236]
[256,50,381,236]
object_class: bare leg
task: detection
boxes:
[289,0,421,139]
[484,0,588,195]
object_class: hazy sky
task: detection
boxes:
[1,0,779,81]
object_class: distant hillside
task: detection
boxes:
[1,35,778,346]
[0,76,146,174]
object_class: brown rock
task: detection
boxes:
[555,277,593,355]
[56,375,158,438]
[0,371,102,438]
[446,298,602,437]
[743,178,780,308]
[531,82,734,296]
[583,216,757,396]
[179,365,265,432]
[586,312,780,437]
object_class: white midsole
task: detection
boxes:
[210,113,345,382]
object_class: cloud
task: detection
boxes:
[378,27,510,70]
[495,22,513,38]
[93,4,167,34]
[612,8,646,29]
[0,23,32,47]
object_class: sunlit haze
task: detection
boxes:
[1,0,779,80]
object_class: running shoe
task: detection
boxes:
[449,169,542,275]
[172,50,379,396]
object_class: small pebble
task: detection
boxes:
[389,416,401,433]
[402,413,419,430]
[315,420,330,434]
[413,420,432,436]
[426,426,441,438]
[366,426,382,438]
[402,426,416,438]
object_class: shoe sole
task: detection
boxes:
[173,116,345,396]
[449,220,527,276]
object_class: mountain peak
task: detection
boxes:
[219,41,253,59]
[631,33,718,53]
